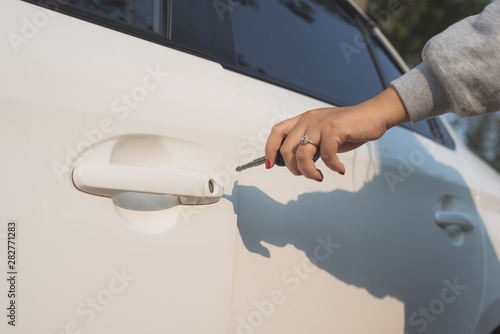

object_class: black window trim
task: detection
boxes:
[400,118,456,150]
[165,0,172,39]
[355,16,387,91]
[430,117,456,150]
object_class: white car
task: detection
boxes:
[1,0,500,333]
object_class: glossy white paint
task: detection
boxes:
[0,1,238,333]
[226,66,488,333]
[448,126,500,334]
[1,0,500,334]
[72,163,224,204]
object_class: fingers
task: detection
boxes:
[295,142,324,181]
[265,116,300,168]
[280,121,324,180]
[279,125,304,176]
[265,108,349,178]
[320,136,345,175]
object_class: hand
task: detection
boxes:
[265,87,410,181]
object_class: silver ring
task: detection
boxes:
[300,135,318,147]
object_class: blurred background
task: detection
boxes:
[354,0,500,173]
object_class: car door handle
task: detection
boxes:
[434,211,475,231]
[72,163,224,205]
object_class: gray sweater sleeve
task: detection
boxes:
[391,0,500,123]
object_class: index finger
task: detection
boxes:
[265,116,299,168]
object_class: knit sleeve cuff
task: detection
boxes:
[391,63,450,124]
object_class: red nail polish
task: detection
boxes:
[265,159,271,169]
[339,171,345,175]
[316,169,324,182]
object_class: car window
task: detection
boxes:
[28,0,211,56]
[429,117,456,149]
[66,0,167,34]
[229,0,384,106]
[400,121,434,139]
[399,119,455,149]
[370,38,404,88]
[170,1,210,54]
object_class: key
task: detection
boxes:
[236,138,320,172]
[235,156,269,172]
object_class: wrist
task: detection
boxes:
[382,86,411,129]
[365,86,410,131]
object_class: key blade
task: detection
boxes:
[235,137,319,172]
[236,156,266,172]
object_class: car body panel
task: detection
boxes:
[1,0,499,333]
[226,68,486,333]
[1,1,239,333]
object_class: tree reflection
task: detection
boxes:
[67,0,157,32]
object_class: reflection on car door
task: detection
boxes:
[229,81,486,334]
[226,1,485,333]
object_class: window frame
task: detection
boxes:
[21,0,218,62]
[22,0,455,150]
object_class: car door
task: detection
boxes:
[463,131,500,334]
[0,1,239,333]
[224,1,485,333]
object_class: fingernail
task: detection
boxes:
[265,159,271,169]
[316,169,324,182]
[339,171,345,176]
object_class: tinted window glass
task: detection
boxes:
[171,1,210,53]
[400,121,434,140]
[67,0,165,33]
[400,120,455,149]
[34,0,212,55]
[230,0,383,106]
[430,118,456,149]
[371,38,403,87]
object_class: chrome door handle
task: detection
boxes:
[434,211,475,231]
[72,163,223,205]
